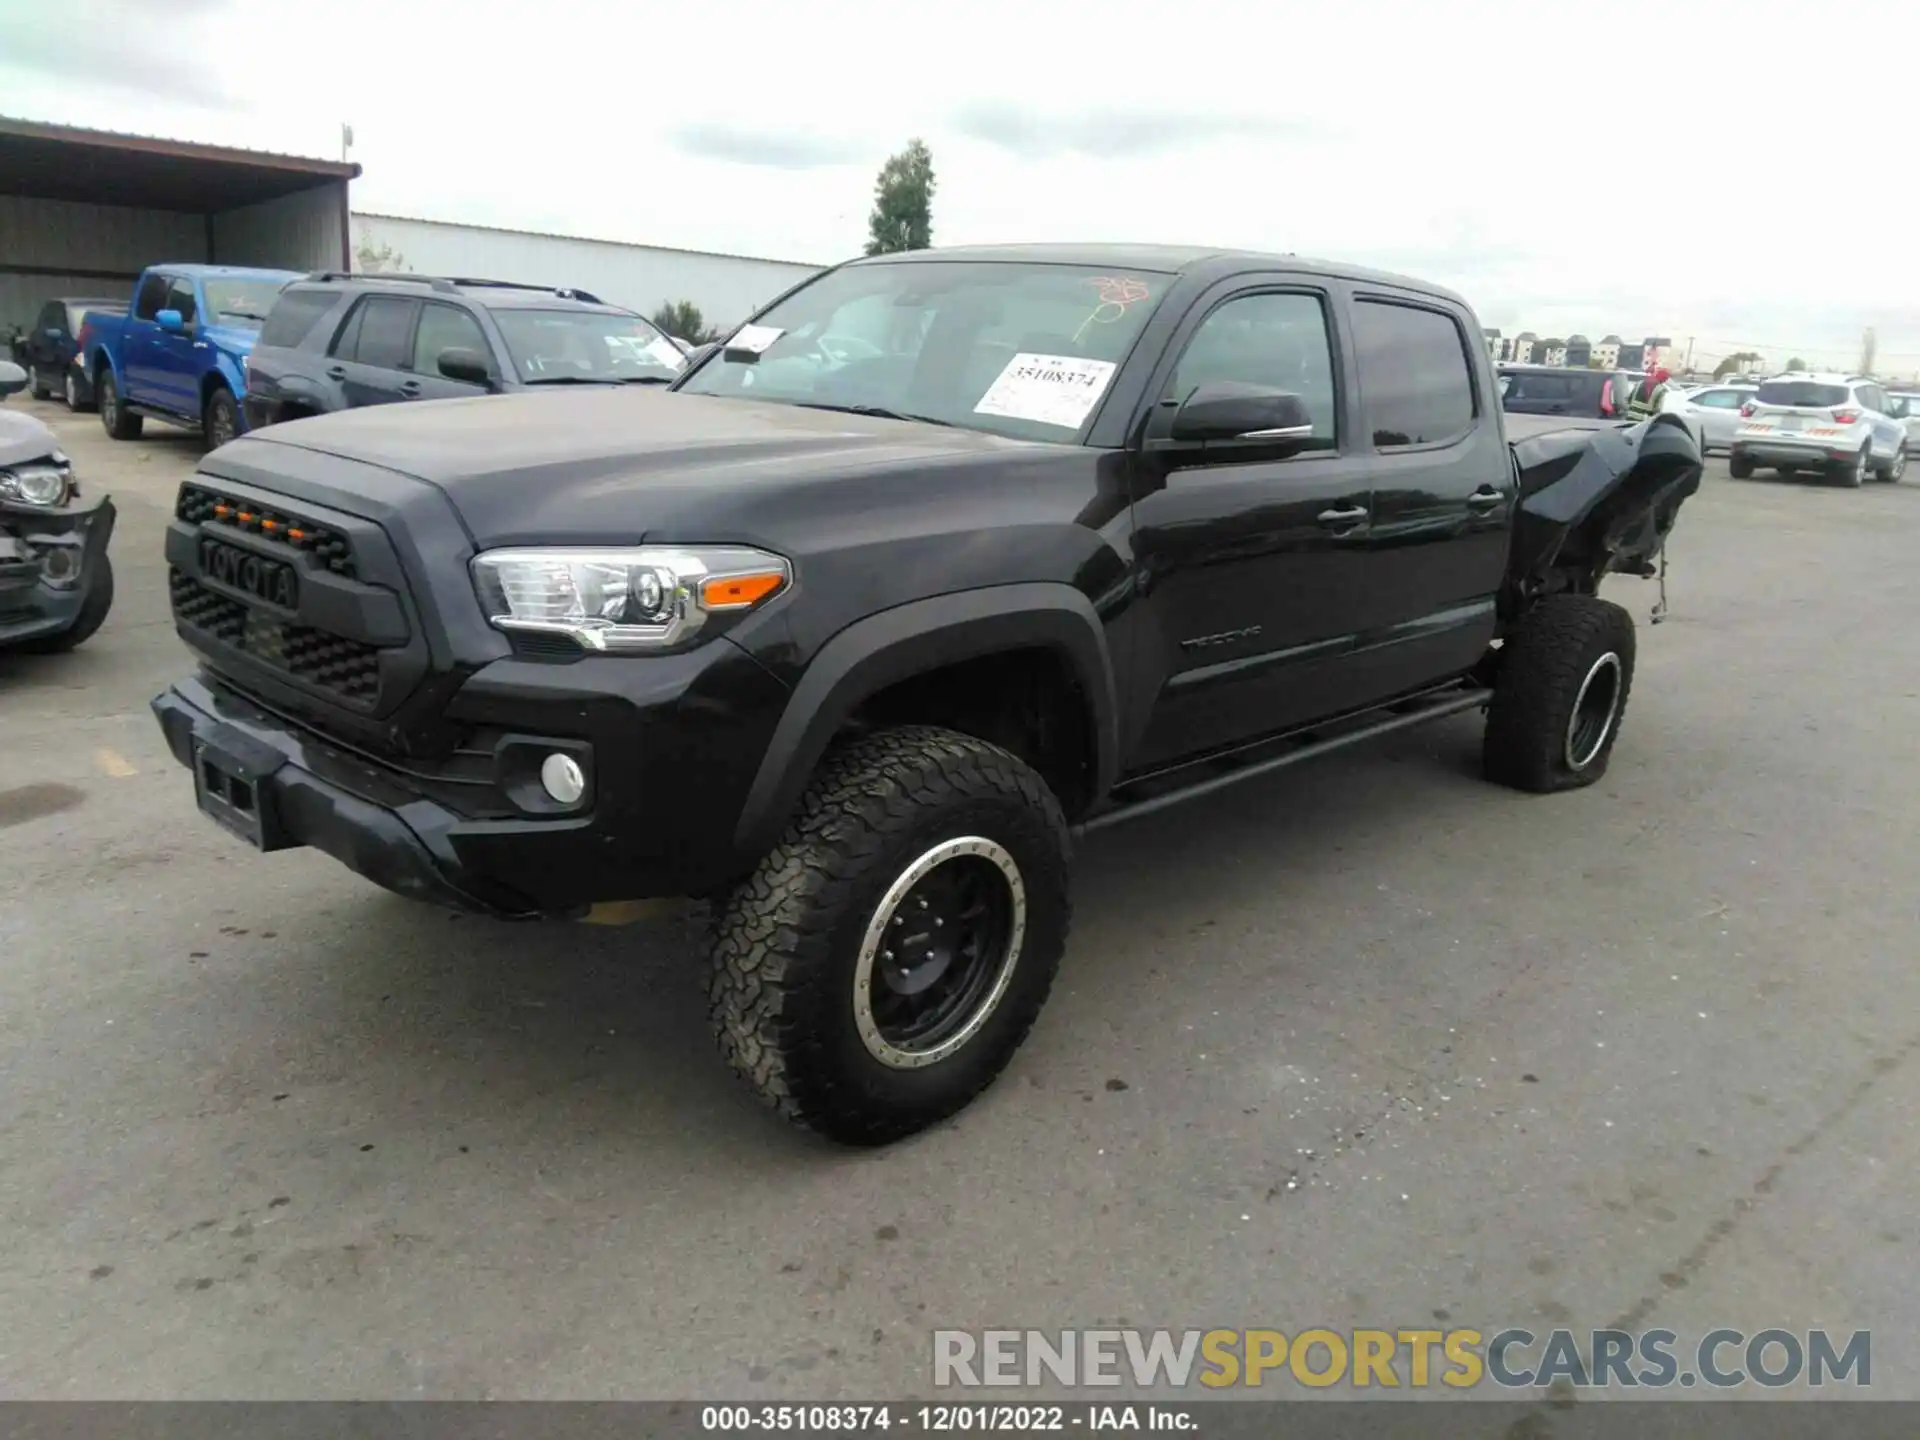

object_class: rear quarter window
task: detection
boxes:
[1352,299,1476,447]
[1756,380,1848,407]
[259,290,340,349]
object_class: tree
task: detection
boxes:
[651,301,718,343]
[354,240,405,273]
[1785,356,1807,372]
[1713,350,1763,380]
[865,138,935,256]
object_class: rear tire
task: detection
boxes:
[1831,445,1868,487]
[1728,452,1755,479]
[706,726,1073,1146]
[18,555,113,654]
[97,371,142,440]
[1874,446,1905,483]
[1484,595,1636,794]
[64,368,90,412]
[29,367,52,401]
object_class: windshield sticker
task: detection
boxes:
[726,323,785,354]
[1074,276,1153,342]
[645,337,688,368]
[974,353,1119,430]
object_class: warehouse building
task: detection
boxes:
[0,115,357,333]
[349,212,826,333]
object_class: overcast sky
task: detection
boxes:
[5,0,1916,371]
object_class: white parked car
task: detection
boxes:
[1661,382,1757,455]
[1889,391,1920,454]
[1729,373,1908,486]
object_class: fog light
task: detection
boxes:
[539,753,586,805]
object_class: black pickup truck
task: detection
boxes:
[151,244,1701,1145]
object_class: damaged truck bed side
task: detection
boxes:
[149,244,1702,1145]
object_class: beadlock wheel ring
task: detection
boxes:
[1566,651,1624,772]
[851,836,1028,1071]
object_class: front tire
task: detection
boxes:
[203,385,239,451]
[706,726,1073,1146]
[1484,595,1636,794]
[98,371,142,440]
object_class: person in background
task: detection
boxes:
[1627,364,1672,420]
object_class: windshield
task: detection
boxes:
[1756,380,1848,408]
[202,278,291,326]
[491,309,687,383]
[674,260,1172,440]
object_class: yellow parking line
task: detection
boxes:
[95,748,138,779]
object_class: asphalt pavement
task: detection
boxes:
[2,398,1916,1401]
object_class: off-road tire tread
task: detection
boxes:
[706,725,1071,1145]
[1484,595,1636,794]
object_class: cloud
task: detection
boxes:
[950,102,1324,159]
[0,4,243,110]
[666,123,868,169]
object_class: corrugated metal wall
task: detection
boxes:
[2,185,347,333]
[211,183,348,271]
[350,214,824,332]
[0,195,202,331]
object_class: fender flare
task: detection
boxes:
[732,583,1121,856]
[205,356,246,409]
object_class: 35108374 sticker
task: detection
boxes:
[974,353,1119,430]
[725,323,785,354]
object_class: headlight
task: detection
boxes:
[0,462,71,507]
[471,545,791,652]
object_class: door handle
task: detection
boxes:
[1466,488,1504,509]
[400,380,421,396]
[1317,504,1369,527]
[326,365,346,380]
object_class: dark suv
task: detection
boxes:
[242,273,687,429]
[1497,363,1633,420]
[19,296,125,409]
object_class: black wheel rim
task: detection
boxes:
[100,380,114,425]
[209,402,234,448]
[1566,652,1623,771]
[853,837,1027,1070]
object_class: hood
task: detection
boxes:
[240,388,1060,547]
[201,322,266,356]
[0,406,59,466]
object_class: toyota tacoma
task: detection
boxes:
[151,244,1702,1145]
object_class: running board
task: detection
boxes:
[1077,685,1493,835]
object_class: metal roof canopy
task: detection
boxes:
[0,116,361,212]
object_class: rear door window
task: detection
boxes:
[337,296,418,369]
[1353,299,1476,447]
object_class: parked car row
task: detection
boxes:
[10,262,691,449]
[1496,360,1915,487]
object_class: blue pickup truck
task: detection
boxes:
[82,264,302,449]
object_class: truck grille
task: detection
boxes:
[169,568,382,704]
[176,483,356,579]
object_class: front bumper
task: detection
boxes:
[0,493,115,646]
[152,638,792,917]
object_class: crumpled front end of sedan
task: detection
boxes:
[0,414,116,650]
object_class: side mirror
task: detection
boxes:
[156,309,186,332]
[0,360,27,397]
[1162,381,1314,450]
[437,347,497,388]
